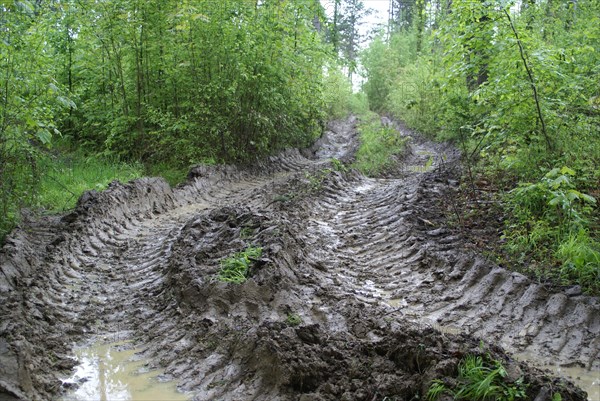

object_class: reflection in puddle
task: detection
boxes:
[60,341,190,401]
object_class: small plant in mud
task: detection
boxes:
[286,313,302,326]
[240,225,255,239]
[217,246,263,284]
[305,169,333,192]
[426,354,527,401]
[331,158,348,173]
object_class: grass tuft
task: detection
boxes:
[427,354,527,401]
[217,246,263,284]
[286,313,302,326]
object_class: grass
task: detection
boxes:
[353,111,406,176]
[427,354,527,401]
[286,313,302,326]
[217,246,263,284]
[38,152,144,212]
[0,150,144,243]
[144,161,188,187]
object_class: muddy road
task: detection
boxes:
[0,117,598,400]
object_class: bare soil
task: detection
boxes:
[0,117,597,400]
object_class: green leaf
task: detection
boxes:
[550,175,570,189]
[35,128,52,144]
[560,166,576,176]
[57,96,77,109]
[579,193,597,204]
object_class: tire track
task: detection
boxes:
[0,117,596,400]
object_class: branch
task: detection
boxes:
[503,9,553,152]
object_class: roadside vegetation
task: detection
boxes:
[360,0,600,294]
[354,111,406,176]
[38,151,143,212]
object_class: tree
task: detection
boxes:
[326,0,372,79]
[0,1,70,233]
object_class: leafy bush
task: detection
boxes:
[506,167,596,236]
[503,166,599,292]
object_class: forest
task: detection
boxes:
[1,1,598,289]
[1,1,600,400]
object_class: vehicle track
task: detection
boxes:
[0,117,597,401]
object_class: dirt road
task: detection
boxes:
[0,117,597,400]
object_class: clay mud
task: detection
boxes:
[1,117,598,400]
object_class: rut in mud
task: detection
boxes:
[0,117,598,401]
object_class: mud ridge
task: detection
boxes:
[0,116,597,400]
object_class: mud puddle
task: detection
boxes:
[60,340,189,401]
[514,352,600,401]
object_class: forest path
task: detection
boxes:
[0,116,597,401]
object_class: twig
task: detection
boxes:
[504,9,552,152]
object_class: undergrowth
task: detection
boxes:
[144,161,188,187]
[1,150,143,243]
[501,166,599,293]
[354,111,406,176]
[38,152,143,212]
[217,246,263,284]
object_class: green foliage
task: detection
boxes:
[507,167,596,236]
[504,167,599,293]
[305,169,332,192]
[0,0,340,243]
[361,0,600,291]
[426,381,447,401]
[0,149,143,242]
[39,0,330,166]
[286,313,302,326]
[217,247,263,284]
[427,355,528,401]
[556,230,600,294]
[323,65,354,119]
[331,158,348,173]
[347,92,370,115]
[144,162,189,187]
[354,112,406,176]
[0,1,73,241]
[361,32,418,114]
[38,152,143,212]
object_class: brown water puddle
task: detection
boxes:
[513,352,599,401]
[60,341,190,401]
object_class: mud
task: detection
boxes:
[0,117,598,400]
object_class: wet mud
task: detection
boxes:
[0,117,598,400]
